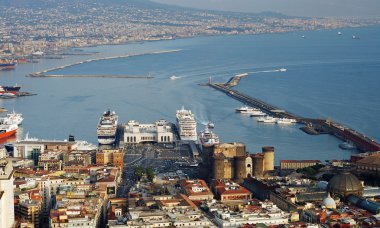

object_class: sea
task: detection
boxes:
[1,26,380,164]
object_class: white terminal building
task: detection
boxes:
[124,119,174,144]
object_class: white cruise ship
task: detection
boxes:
[176,106,197,141]
[97,110,118,145]
[198,126,219,151]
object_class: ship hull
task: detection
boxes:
[98,137,116,145]
[0,129,17,139]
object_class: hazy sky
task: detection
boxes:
[152,0,380,17]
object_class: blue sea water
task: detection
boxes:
[1,26,379,164]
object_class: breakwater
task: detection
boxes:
[28,49,181,78]
[207,81,380,152]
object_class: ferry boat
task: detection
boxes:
[257,116,277,123]
[207,121,215,129]
[2,111,24,125]
[249,110,266,117]
[97,110,118,145]
[170,75,180,80]
[176,106,197,141]
[235,105,261,114]
[198,126,219,149]
[276,118,297,124]
[0,122,18,139]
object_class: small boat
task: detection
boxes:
[170,75,180,80]
[0,93,17,99]
[339,142,356,150]
[249,110,266,117]
[276,118,297,124]
[352,35,360,40]
[279,68,287,72]
[207,122,215,129]
[235,105,260,114]
[338,32,342,35]
[257,116,277,123]
[301,35,306,38]
[235,73,249,77]
[4,111,24,125]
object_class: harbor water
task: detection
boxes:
[1,26,379,164]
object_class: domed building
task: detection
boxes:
[327,172,363,198]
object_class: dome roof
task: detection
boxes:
[323,193,336,209]
[327,172,363,196]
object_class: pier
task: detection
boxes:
[209,83,300,120]
[28,49,181,78]
[207,82,380,152]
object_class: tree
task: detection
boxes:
[134,166,144,181]
[146,166,155,181]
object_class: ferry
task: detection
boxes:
[249,110,266,117]
[170,75,180,80]
[257,116,277,123]
[176,106,197,141]
[235,73,249,77]
[276,118,297,124]
[207,121,215,129]
[2,111,24,125]
[235,105,261,114]
[97,110,118,145]
[198,126,219,150]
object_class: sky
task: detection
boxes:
[151,0,380,17]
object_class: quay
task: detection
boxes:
[28,49,181,78]
[209,83,300,120]
[207,82,380,152]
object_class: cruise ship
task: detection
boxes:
[97,110,118,145]
[198,126,219,151]
[176,106,197,141]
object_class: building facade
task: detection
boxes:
[124,120,174,144]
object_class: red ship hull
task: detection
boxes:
[0,129,17,139]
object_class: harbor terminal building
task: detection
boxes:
[124,119,175,144]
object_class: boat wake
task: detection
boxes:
[244,68,287,75]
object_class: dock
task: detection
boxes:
[210,83,300,120]
[207,82,380,152]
